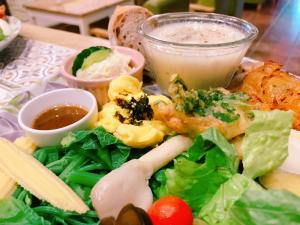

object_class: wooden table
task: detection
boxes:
[20,23,109,50]
[23,0,133,35]
[243,0,300,75]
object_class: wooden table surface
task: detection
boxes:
[24,0,129,16]
[244,0,300,75]
[20,23,109,50]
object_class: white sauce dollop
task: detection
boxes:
[76,51,132,80]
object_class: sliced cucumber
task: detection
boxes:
[81,48,112,70]
[72,46,112,76]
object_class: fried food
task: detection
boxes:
[154,75,252,139]
[154,103,249,139]
[239,61,300,129]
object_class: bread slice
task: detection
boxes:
[108,5,153,56]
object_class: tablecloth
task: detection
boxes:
[0,36,75,140]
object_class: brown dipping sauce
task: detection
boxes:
[32,105,88,130]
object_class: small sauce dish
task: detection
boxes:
[18,88,98,147]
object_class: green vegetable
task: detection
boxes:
[199,174,261,225]
[155,128,238,214]
[72,46,112,75]
[231,190,300,225]
[81,48,112,71]
[0,29,5,41]
[201,128,239,173]
[242,110,293,178]
[6,126,131,225]
[0,197,51,225]
[199,174,300,225]
[168,75,250,123]
[68,171,105,187]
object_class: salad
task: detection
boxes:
[72,46,132,80]
[1,64,300,225]
[0,5,11,41]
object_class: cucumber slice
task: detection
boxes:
[81,48,112,71]
[72,46,112,76]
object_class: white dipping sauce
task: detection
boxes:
[143,22,248,91]
[150,22,245,44]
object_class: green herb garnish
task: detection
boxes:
[169,74,250,123]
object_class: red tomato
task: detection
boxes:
[148,196,193,225]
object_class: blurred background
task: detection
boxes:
[1,0,299,74]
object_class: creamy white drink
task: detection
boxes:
[142,21,248,91]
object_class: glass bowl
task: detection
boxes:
[138,12,258,92]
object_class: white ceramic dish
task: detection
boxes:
[0,16,21,52]
[18,88,98,147]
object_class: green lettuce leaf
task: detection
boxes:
[201,128,239,173]
[200,174,300,225]
[232,189,300,225]
[156,128,238,214]
[199,174,261,225]
[0,197,51,225]
[242,110,293,178]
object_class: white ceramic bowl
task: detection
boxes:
[18,88,98,147]
[0,16,21,52]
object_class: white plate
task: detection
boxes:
[0,16,22,52]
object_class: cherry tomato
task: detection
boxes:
[148,196,193,225]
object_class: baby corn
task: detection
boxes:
[0,138,89,214]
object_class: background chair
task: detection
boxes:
[190,0,215,12]
[143,0,190,14]
[244,0,265,10]
[215,0,244,17]
[191,0,245,17]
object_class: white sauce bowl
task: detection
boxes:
[18,88,98,147]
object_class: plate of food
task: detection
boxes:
[0,6,22,52]
[1,9,300,225]
[1,61,300,224]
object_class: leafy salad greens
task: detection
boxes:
[151,128,238,215]
[0,127,131,225]
[0,108,298,225]
[152,109,298,224]
[200,174,300,225]
[242,110,293,178]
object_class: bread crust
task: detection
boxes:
[108,5,153,55]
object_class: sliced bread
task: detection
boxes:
[108,5,153,55]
